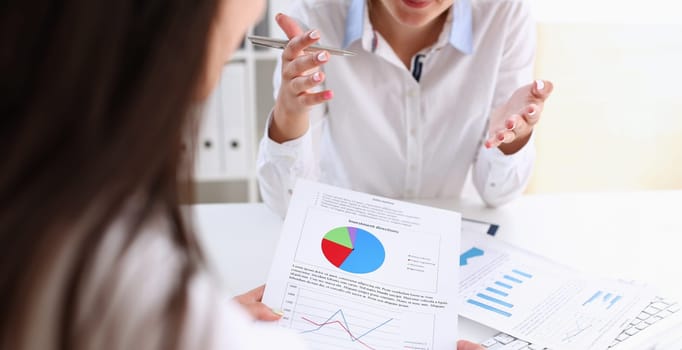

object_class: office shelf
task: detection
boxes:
[194,1,292,203]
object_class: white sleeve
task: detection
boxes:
[256,111,318,218]
[472,0,537,207]
[256,1,326,218]
[473,133,536,207]
[75,217,308,350]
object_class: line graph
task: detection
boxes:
[300,309,393,350]
[279,283,434,350]
[562,320,593,343]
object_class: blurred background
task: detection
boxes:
[528,0,682,193]
[194,0,682,203]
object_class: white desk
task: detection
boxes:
[194,191,682,342]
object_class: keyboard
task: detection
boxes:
[479,297,680,350]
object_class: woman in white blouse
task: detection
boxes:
[0,0,482,349]
[258,0,554,217]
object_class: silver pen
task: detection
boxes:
[247,35,356,57]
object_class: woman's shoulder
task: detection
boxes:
[103,215,308,349]
[71,213,189,348]
[21,209,186,349]
[79,211,308,349]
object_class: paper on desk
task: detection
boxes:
[263,179,461,350]
[458,227,656,350]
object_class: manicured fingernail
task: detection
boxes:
[271,308,284,316]
[535,80,545,90]
[506,120,515,129]
[528,108,536,116]
[275,13,282,21]
[312,72,321,82]
[309,30,320,40]
[317,51,328,62]
[498,134,505,141]
[323,90,334,100]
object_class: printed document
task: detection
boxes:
[263,179,462,350]
[459,221,656,350]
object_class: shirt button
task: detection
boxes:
[410,165,417,171]
[490,183,496,188]
[407,89,417,98]
[410,127,417,136]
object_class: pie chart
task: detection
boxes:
[321,227,385,274]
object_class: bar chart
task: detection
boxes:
[582,290,623,310]
[464,265,534,318]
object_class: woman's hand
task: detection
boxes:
[270,13,333,143]
[235,285,488,347]
[486,80,554,154]
[233,285,282,321]
[458,340,485,350]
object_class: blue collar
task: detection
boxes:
[343,0,473,55]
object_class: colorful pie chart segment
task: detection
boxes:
[321,227,385,274]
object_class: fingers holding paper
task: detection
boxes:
[233,285,283,322]
[457,340,485,350]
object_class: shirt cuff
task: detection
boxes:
[260,109,312,160]
[480,131,536,167]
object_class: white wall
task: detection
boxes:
[529,0,680,24]
[527,20,682,193]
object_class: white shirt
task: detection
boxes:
[20,207,307,350]
[257,0,537,217]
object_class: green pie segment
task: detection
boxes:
[324,227,354,249]
[321,227,385,274]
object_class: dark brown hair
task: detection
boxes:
[0,0,219,348]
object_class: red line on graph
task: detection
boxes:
[301,316,377,350]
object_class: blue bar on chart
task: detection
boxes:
[583,291,603,306]
[495,281,513,289]
[503,275,523,284]
[583,290,623,309]
[608,295,622,309]
[511,269,533,279]
[485,287,509,297]
[467,299,512,317]
[477,293,514,308]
